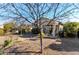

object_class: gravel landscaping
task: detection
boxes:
[0,35,79,55]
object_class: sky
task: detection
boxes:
[0,19,13,25]
[0,3,79,25]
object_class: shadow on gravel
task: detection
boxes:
[4,46,42,55]
[45,38,79,52]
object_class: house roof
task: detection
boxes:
[33,17,63,26]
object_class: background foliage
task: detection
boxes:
[64,22,79,37]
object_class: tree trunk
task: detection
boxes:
[39,18,43,53]
[39,28,43,53]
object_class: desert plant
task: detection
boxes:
[0,29,5,36]
[0,39,13,55]
[3,39,12,47]
[0,48,4,55]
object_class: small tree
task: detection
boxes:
[4,23,14,33]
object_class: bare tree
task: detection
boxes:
[47,3,78,37]
[0,3,78,53]
[0,3,52,53]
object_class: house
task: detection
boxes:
[33,17,63,38]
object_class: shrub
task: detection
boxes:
[18,29,26,34]
[3,39,12,47]
[38,32,45,38]
[4,23,13,32]
[66,33,76,38]
[31,27,40,34]
[64,22,79,37]
[59,31,64,38]
[0,29,4,36]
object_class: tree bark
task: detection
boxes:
[39,28,43,53]
[39,18,43,53]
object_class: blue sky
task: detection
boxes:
[0,3,79,25]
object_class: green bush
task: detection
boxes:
[3,39,12,47]
[64,22,79,37]
[0,29,4,36]
[4,23,13,32]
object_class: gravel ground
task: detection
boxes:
[0,35,79,55]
